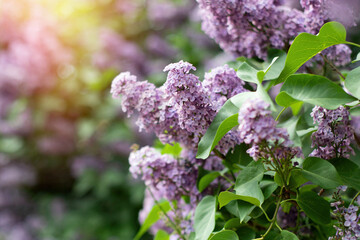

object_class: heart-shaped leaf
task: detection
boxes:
[276,21,347,84]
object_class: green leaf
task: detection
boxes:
[264,49,287,80]
[275,92,301,108]
[274,230,299,240]
[350,106,360,116]
[345,66,360,99]
[155,230,170,240]
[301,157,342,189]
[225,143,253,170]
[352,52,360,63]
[209,230,239,240]
[237,201,256,223]
[224,218,241,230]
[277,116,301,147]
[134,201,171,240]
[194,196,217,240]
[276,21,347,84]
[234,161,265,206]
[198,172,221,192]
[288,169,308,189]
[260,180,278,200]
[236,227,256,240]
[330,158,360,191]
[297,191,331,225]
[196,91,256,159]
[237,62,259,83]
[279,74,356,109]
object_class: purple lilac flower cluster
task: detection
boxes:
[196,0,356,65]
[111,61,246,150]
[329,186,360,240]
[129,146,198,201]
[196,0,306,59]
[237,98,302,161]
[203,64,246,109]
[310,106,355,160]
[163,61,219,144]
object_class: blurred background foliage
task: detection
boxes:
[0,0,222,239]
[1,0,360,240]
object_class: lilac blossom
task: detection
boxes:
[237,98,302,161]
[196,0,307,59]
[310,106,355,160]
[129,146,198,201]
[203,64,247,109]
[329,196,360,240]
[196,0,356,65]
[163,61,217,143]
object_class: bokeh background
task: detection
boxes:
[1,0,360,240]
[0,0,225,239]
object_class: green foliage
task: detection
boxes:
[209,230,239,240]
[198,172,221,192]
[297,191,331,225]
[274,230,299,240]
[276,74,357,109]
[234,161,265,207]
[301,157,342,189]
[330,158,360,191]
[345,66,360,99]
[276,22,348,84]
[155,230,170,240]
[194,196,217,240]
[196,91,256,159]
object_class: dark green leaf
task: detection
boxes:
[134,201,171,240]
[301,157,342,189]
[345,66,360,99]
[224,218,241,230]
[330,158,360,191]
[234,161,265,206]
[276,22,347,84]
[225,143,252,170]
[297,191,331,225]
[274,230,299,240]
[196,92,255,159]
[236,227,256,240]
[209,230,239,240]
[260,180,278,199]
[198,172,221,192]
[237,201,256,223]
[288,169,308,189]
[194,196,217,240]
[279,74,356,109]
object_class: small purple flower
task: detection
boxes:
[310,106,355,160]
[237,98,302,161]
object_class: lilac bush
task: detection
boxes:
[111,10,360,240]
